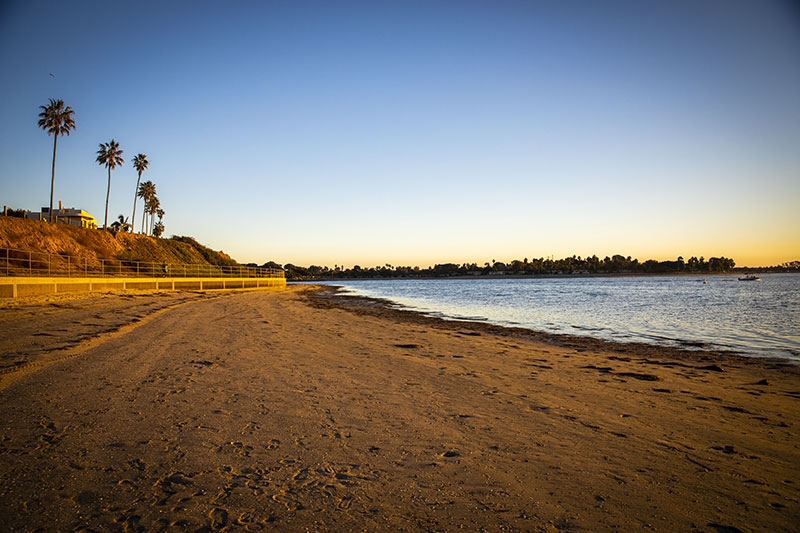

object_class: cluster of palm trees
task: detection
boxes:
[136,179,164,237]
[37,98,164,235]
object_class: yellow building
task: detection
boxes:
[28,206,98,229]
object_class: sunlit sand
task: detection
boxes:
[0,286,797,531]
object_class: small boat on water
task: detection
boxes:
[738,275,761,281]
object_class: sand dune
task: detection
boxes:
[0,285,797,531]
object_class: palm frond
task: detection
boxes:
[38,98,76,136]
[96,139,125,168]
[132,153,149,173]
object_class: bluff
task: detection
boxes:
[0,216,238,267]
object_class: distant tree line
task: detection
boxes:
[248,254,768,281]
[759,260,800,273]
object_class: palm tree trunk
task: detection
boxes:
[49,134,58,222]
[131,172,141,234]
[104,167,111,229]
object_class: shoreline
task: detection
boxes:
[1,286,798,531]
[306,283,799,369]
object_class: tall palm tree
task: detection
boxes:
[131,153,149,233]
[137,180,156,234]
[96,140,124,229]
[38,99,76,222]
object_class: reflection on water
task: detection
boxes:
[328,274,800,361]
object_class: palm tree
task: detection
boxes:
[147,197,161,235]
[111,214,130,233]
[153,208,165,237]
[117,214,127,228]
[137,180,156,233]
[38,99,76,222]
[131,153,149,233]
[96,140,124,229]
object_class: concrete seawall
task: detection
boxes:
[0,276,286,298]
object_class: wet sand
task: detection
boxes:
[0,285,798,531]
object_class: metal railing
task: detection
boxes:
[0,247,284,279]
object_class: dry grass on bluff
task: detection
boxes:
[0,216,237,267]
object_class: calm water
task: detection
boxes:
[324,274,800,362]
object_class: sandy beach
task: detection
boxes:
[0,285,797,532]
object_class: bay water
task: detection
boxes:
[323,274,800,362]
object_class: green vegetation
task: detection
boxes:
[170,236,238,267]
[275,254,750,280]
[108,214,131,234]
[0,216,238,268]
[37,99,76,222]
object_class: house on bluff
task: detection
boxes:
[22,201,98,229]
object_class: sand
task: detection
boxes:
[0,285,797,532]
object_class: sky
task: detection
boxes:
[1,0,798,268]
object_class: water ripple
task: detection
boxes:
[329,274,800,362]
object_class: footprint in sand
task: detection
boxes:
[337,495,354,510]
[208,507,228,528]
[272,490,303,511]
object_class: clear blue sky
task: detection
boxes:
[1,0,798,268]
